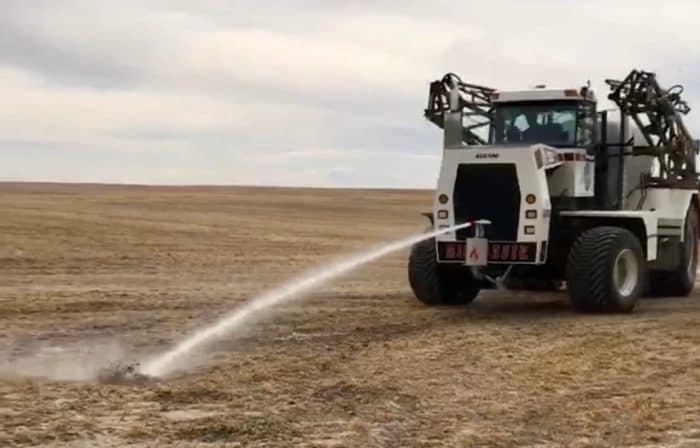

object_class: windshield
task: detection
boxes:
[490,102,580,147]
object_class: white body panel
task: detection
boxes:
[546,149,595,197]
[493,88,594,103]
[561,189,699,261]
[628,188,697,240]
[433,144,551,264]
[559,210,658,260]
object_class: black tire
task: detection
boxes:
[407,238,479,305]
[648,204,698,297]
[566,226,645,313]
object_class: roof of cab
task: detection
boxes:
[492,88,596,103]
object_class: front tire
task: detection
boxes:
[408,238,479,305]
[566,226,645,313]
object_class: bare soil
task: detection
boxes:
[2,183,700,447]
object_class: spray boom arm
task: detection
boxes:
[424,73,495,145]
[424,70,699,187]
[605,69,698,184]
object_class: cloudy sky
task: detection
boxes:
[1,0,699,188]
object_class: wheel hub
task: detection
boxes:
[613,249,639,297]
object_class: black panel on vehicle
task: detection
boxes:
[453,163,520,241]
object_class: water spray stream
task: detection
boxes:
[139,222,472,378]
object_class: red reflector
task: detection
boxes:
[563,153,575,161]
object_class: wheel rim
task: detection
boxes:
[613,249,639,297]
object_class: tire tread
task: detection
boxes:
[567,226,644,313]
[408,238,479,305]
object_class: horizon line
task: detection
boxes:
[0,180,434,192]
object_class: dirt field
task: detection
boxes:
[2,183,700,447]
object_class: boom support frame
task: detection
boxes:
[606,69,699,187]
[424,73,495,145]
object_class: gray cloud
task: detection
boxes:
[1,0,700,187]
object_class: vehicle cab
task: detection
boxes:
[488,86,597,151]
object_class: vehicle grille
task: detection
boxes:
[453,163,520,241]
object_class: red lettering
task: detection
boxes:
[510,244,518,260]
[469,247,479,260]
[500,244,510,260]
[490,244,500,261]
[457,243,465,259]
[519,245,529,261]
[446,244,456,259]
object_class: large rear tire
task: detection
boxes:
[648,204,698,297]
[566,226,645,313]
[408,238,479,305]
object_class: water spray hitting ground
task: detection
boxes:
[139,223,472,378]
[0,340,132,383]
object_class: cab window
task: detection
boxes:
[490,102,583,147]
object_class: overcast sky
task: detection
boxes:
[1,0,700,188]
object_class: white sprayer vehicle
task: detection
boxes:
[409,69,700,312]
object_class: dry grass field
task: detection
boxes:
[2,183,700,447]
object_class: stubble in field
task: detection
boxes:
[2,183,700,447]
